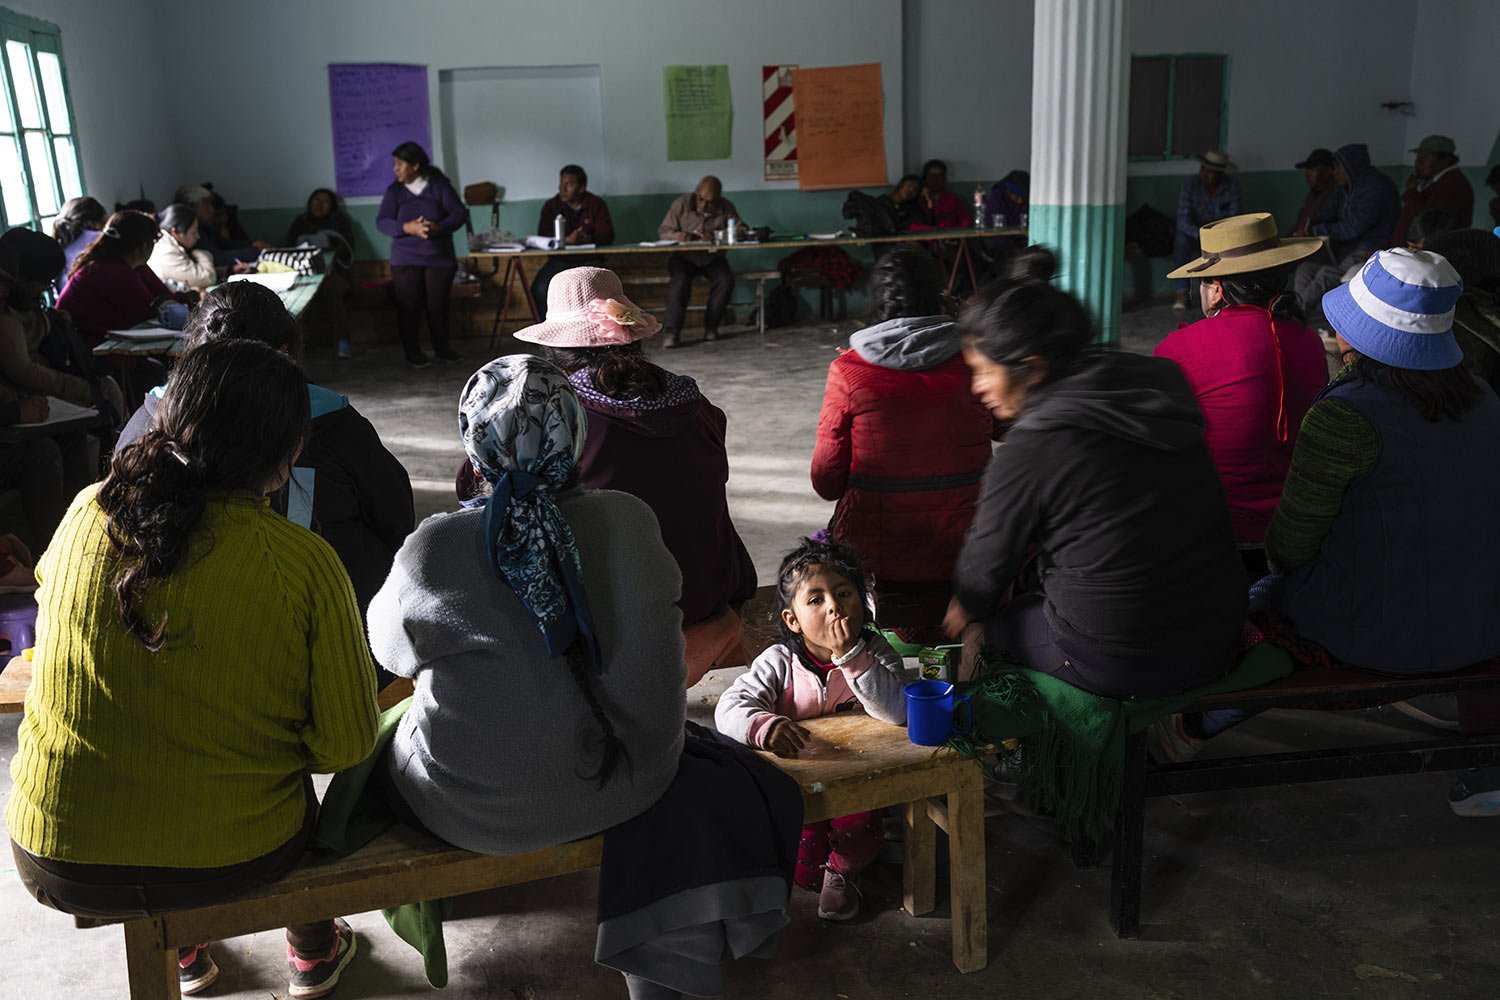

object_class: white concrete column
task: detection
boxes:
[1029,0,1131,344]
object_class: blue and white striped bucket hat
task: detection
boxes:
[1322,248,1464,371]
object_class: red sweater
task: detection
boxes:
[56,260,189,348]
[1153,304,1329,544]
[1390,167,1474,247]
[812,338,992,582]
[909,190,966,231]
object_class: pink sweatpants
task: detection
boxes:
[794,810,883,891]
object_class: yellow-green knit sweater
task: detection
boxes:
[6,486,379,868]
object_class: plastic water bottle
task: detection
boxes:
[553,213,566,243]
[973,184,986,229]
[726,217,738,244]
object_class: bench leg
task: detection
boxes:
[1110,729,1148,939]
[946,780,989,973]
[757,277,767,347]
[123,917,180,999]
[903,798,937,916]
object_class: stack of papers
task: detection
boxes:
[30,397,98,428]
[106,325,184,341]
[485,243,525,253]
[638,239,678,247]
[524,235,561,251]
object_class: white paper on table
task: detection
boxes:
[228,271,298,292]
[638,240,678,247]
[565,243,597,250]
[29,396,99,427]
[485,243,525,253]
[524,235,561,251]
[808,232,843,240]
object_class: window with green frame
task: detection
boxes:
[1128,53,1229,161]
[0,9,83,233]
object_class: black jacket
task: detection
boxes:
[119,384,414,616]
[955,352,1245,661]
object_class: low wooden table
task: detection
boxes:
[0,654,28,713]
[763,713,989,972]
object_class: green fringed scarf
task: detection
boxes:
[946,641,1294,842]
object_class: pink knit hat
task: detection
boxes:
[512,266,661,347]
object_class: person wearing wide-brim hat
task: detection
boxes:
[1155,213,1331,570]
[506,266,757,687]
[1272,249,1500,675]
[1172,149,1242,310]
[1390,133,1475,249]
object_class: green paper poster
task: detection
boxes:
[664,65,732,161]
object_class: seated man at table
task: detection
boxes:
[174,184,267,268]
[657,175,740,347]
[881,175,922,231]
[531,164,615,316]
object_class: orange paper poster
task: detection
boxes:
[792,63,887,190]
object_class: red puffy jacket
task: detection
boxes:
[811,318,993,583]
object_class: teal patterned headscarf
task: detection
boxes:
[457,355,599,671]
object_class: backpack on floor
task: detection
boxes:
[764,280,804,328]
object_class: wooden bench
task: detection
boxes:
[111,713,987,998]
[621,268,781,346]
[1102,661,1500,938]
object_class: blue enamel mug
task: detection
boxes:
[905,679,974,747]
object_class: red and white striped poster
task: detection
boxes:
[763,64,797,182]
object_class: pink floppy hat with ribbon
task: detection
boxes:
[512,266,661,347]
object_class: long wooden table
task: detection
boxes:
[472,226,1024,340]
[92,271,330,359]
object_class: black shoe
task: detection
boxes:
[662,330,681,349]
[704,329,720,342]
[434,349,463,363]
[178,944,220,996]
[406,353,431,369]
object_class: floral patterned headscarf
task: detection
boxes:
[458,355,599,671]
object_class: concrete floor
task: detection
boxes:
[2,302,1495,999]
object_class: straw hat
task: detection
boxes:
[512,267,661,347]
[1196,149,1237,173]
[1166,212,1323,280]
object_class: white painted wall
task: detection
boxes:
[6,0,177,209]
[154,0,903,209]
[901,0,1033,181]
[1128,0,1420,175]
[1406,0,1500,167]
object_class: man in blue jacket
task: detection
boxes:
[1292,143,1400,312]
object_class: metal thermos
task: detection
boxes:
[553,214,566,243]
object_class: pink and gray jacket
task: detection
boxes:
[714,632,908,749]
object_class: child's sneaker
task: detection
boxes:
[336,338,352,360]
[1450,768,1500,817]
[287,918,357,998]
[0,547,36,594]
[817,866,860,921]
[178,943,219,995]
[1146,714,1203,764]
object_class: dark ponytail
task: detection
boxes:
[1216,263,1306,323]
[70,209,159,278]
[543,344,665,401]
[566,642,630,788]
[96,339,310,650]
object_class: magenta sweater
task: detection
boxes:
[1153,304,1329,544]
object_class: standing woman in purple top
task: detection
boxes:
[376,141,468,368]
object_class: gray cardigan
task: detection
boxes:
[370,490,688,855]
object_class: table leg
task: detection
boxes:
[123,917,180,999]
[946,779,989,973]
[489,258,514,352]
[963,238,980,293]
[903,799,937,916]
[945,241,967,295]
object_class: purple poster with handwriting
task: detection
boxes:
[328,63,431,197]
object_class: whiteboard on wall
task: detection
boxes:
[438,65,605,202]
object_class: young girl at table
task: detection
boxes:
[715,536,907,921]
